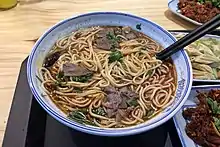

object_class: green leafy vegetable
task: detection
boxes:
[198,0,205,3]
[126,99,139,107]
[143,109,155,120]
[55,79,67,87]
[146,109,155,117]
[106,32,119,49]
[121,62,127,69]
[68,109,96,126]
[69,110,86,119]
[71,73,93,83]
[147,70,153,76]
[79,108,89,114]
[92,107,106,116]
[197,0,220,8]
[55,71,67,86]
[106,32,119,41]
[213,117,220,132]
[213,68,218,79]
[74,87,82,93]
[108,50,123,63]
[57,71,64,79]
[136,23,142,30]
[55,81,66,87]
[207,97,220,114]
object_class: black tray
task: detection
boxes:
[2,30,220,147]
[2,59,182,147]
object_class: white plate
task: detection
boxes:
[173,85,220,147]
[168,0,202,26]
[171,31,220,83]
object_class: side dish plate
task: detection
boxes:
[171,31,220,83]
[168,0,202,26]
[173,85,220,147]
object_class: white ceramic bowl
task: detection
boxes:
[27,12,193,136]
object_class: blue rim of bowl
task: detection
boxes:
[27,12,193,136]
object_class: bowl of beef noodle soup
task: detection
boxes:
[27,12,193,136]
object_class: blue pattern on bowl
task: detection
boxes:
[27,12,193,136]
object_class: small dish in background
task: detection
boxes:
[168,0,202,26]
[171,31,220,83]
[173,85,220,147]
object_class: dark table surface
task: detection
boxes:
[2,57,183,147]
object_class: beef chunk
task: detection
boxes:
[116,109,128,122]
[106,109,117,118]
[105,93,122,110]
[120,87,139,99]
[96,28,114,38]
[104,86,117,94]
[62,63,92,76]
[122,26,137,40]
[95,28,119,50]
[43,51,60,67]
[102,86,138,122]
[96,37,113,50]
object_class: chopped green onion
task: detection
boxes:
[92,107,106,116]
[108,50,123,63]
[71,73,93,83]
[126,99,138,107]
[68,109,96,126]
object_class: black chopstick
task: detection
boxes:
[156,14,220,60]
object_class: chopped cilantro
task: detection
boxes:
[126,99,138,107]
[55,71,67,87]
[146,109,155,117]
[57,71,64,79]
[71,73,93,83]
[74,87,82,93]
[92,107,106,116]
[68,109,96,126]
[198,0,220,8]
[106,32,119,41]
[106,32,119,49]
[147,70,153,76]
[108,50,123,63]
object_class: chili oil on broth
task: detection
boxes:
[38,26,177,128]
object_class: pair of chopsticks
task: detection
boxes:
[156,14,220,60]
